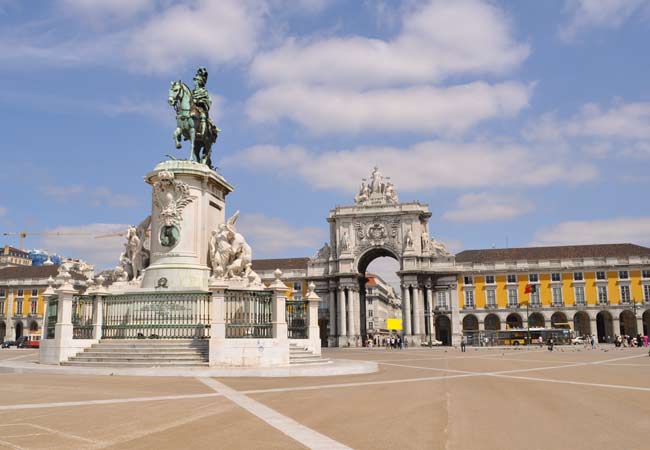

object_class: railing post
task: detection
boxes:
[305,282,321,355]
[40,276,55,340]
[268,269,288,341]
[208,279,227,366]
[91,275,107,340]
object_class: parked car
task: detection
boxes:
[1,336,29,348]
[572,336,588,345]
[421,338,443,346]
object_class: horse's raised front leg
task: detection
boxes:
[173,127,182,149]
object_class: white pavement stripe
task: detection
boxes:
[486,373,650,392]
[198,377,352,450]
[242,373,478,395]
[1,353,38,362]
[0,392,222,411]
[378,362,472,375]
[0,438,24,449]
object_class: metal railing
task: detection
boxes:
[102,292,211,339]
[72,295,94,339]
[224,290,272,338]
[286,299,308,339]
[46,296,58,339]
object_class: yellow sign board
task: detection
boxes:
[386,318,403,331]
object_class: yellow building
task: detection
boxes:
[0,265,87,342]
[0,246,32,267]
[456,243,650,342]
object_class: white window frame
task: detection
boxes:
[463,276,474,285]
[596,271,606,281]
[552,286,563,306]
[573,272,583,281]
[642,270,650,279]
[620,285,631,303]
[507,288,518,306]
[464,290,475,309]
[551,272,561,282]
[507,274,517,284]
[574,286,585,305]
[30,299,37,314]
[618,270,629,280]
[31,289,38,297]
[436,291,447,309]
[643,284,650,302]
[485,275,495,285]
[486,289,496,307]
[529,273,539,283]
[597,285,608,304]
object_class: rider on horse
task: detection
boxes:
[191,67,218,138]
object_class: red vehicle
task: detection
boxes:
[25,334,40,348]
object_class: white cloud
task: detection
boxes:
[40,223,130,269]
[559,0,649,41]
[247,81,532,134]
[251,0,529,88]
[44,185,139,208]
[525,101,650,158]
[237,213,326,256]
[531,217,650,247]
[125,0,264,74]
[443,192,534,222]
[221,140,597,193]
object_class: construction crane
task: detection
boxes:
[1,231,92,251]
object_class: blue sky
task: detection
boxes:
[1,0,650,273]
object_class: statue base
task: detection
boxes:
[140,160,234,291]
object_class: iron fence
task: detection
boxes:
[286,300,308,339]
[72,295,95,339]
[45,296,58,339]
[224,290,272,338]
[102,292,211,339]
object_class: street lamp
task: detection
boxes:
[521,301,531,345]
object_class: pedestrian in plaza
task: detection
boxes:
[547,338,554,352]
[537,336,543,348]
[644,335,648,347]
[460,336,467,352]
[591,334,597,349]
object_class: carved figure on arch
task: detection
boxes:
[429,238,452,257]
[404,228,414,250]
[153,170,195,248]
[340,231,350,252]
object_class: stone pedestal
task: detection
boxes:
[141,160,233,291]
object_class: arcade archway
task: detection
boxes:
[484,314,500,331]
[596,310,613,342]
[506,313,522,329]
[435,315,451,346]
[528,312,545,328]
[15,322,23,340]
[573,311,590,336]
[551,311,568,328]
[619,310,637,336]
[462,314,478,331]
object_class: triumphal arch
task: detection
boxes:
[309,167,460,347]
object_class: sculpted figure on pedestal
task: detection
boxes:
[153,170,195,249]
[404,228,414,250]
[429,238,452,257]
[385,181,398,204]
[340,231,350,252]
[354,181,370,204]
[209,211,261,284]
[117,215,151,281]
[369,166,384,194]
[314,242,331,260]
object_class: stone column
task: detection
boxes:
[612,317,620,339]
[450,285,461,346]
[590,317,600,341]
[306,283,321,355]
[347,288,355,339]
[412,286,421,336]
[427,286,434,339]
[92,294,104,340]
[636,314,643,336]
[5,289,14,341]
[402,285,412,335]
[338,286,347,338]
[328,288,337,338]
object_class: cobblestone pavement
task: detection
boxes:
[0,346,648,449]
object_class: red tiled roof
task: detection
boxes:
[455,243,650,264]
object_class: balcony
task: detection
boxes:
[484,304,498,310]
[551,302,565,309]
[463,305,476,311]
[507,304,519,310]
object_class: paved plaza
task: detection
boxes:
[0,346,647,449]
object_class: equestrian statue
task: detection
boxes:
[167,67,219,167]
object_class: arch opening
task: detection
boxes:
[573,311,591,337]
[528,312,545,328]
[14,322,23,340]
[484,314,500,331]
[551,311,568,328]
[435,315,451,346]
[506,313,522,329]
[643,310,650,336]
[619,310,637,336]
[596,310,613,343]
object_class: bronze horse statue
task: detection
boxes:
[167,80,218,167]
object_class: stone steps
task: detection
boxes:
[289,344,331,365]
[64,339,209,367]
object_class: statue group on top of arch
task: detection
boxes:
[354,166,398,206]
[208,211,262,286]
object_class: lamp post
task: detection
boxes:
[522,301,531,345]
[425,309,432,347]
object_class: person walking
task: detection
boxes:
[460,335,467,352]
[591,334,597,349]
[547,338,554,352]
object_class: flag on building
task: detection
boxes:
[524,284,537,294]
